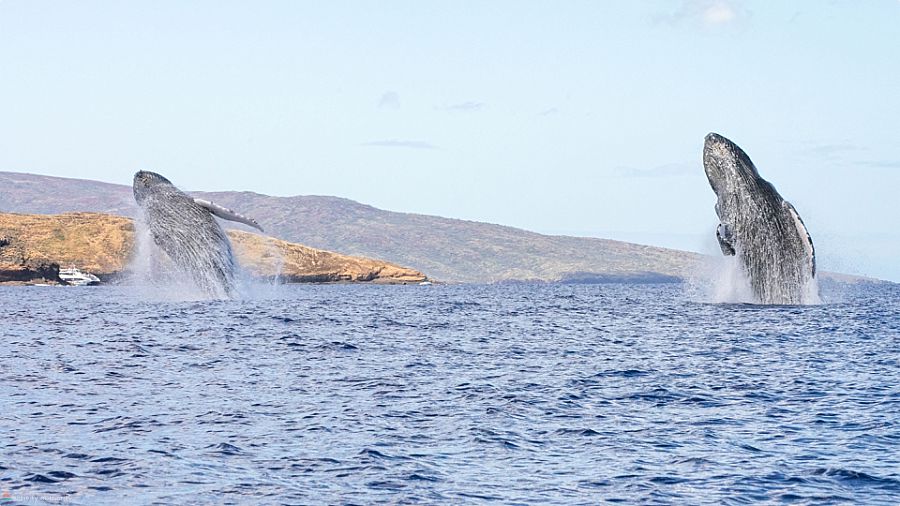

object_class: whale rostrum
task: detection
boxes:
[132,170,263,298]
[703,133,818,304]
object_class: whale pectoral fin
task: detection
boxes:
[193,198,264,232]
[716,223,736,256]
[783,200,816,276]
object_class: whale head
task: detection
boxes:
[133,170,176,203]
[702,133,761,196]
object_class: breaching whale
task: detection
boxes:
[132,171,263,299]
[703,133,818,304]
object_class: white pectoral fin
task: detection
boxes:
[783,200,816,276]
[194,198,264,232]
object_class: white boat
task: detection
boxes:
[58,267,100,286]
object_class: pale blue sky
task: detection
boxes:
[1,1,898,280]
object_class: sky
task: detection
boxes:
[1,1,898,280]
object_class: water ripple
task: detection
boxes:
[1,283,898,504]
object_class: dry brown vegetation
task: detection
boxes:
[0,212,133,276]
[0,212,426,284]
[229,230,426,283]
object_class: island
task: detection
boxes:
[0,212,427,285]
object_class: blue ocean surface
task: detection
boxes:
[1,283,899,505]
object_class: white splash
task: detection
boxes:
[686,246,823,305]
[685,254,757,304]
[126,215,285,302]
[233,234,286,300]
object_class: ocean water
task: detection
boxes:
[1,282,899,505]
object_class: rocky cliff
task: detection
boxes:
[0,212,426,285]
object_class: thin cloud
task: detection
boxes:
[361,139,437,150]
[702,1,736,24]
[538,107,559,117]
[614,163,696,178]
[654,0,749,28]
[377,91,400,110]
[791,141,865,164]
[791,142,900,170]
[802,142,862,158]
[440,101,486,112]
[857,160,900,169]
